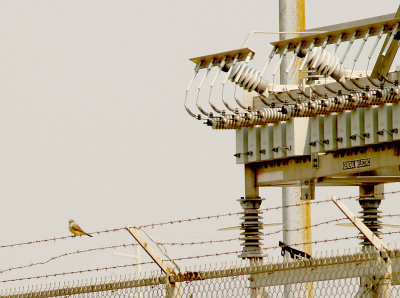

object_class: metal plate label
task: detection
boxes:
[343,158,371,170]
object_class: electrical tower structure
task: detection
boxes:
[185,2,400,276]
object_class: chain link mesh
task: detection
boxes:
[3,249,400,297]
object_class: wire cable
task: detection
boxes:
[1,190,399,249]
[0,243,138,275]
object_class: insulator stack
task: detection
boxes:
[210,86,400,129]
[358,186,383,247]
[228,62,268,94]
[238,197,264,259]
[209,108,289,129]
[303,48,347,82]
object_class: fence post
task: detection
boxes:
[376,253,392,298]
[166,278,180,298]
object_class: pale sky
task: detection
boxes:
[0,0,400,289]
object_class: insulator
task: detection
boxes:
[228,62,268,94]
[210,86,400,129]
[238,197,264,259]
[302,47,347,82]
[264,108,288,122]
[358,188,383,247]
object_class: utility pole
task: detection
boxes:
[279,1,312,297]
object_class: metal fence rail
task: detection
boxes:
[3,249,400,297]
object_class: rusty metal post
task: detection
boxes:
[279,1,312,297]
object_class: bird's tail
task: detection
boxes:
[86,233,93,237]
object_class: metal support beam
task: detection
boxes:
[272,14,400,53]
[126,227,180,298]
[256,142,400,187]
[318,176,400,184]
[331,197,388,251]
[371,5,400,78]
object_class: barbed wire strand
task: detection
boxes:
[1,190,399,250]
[4,230,400,283]
[0,215,356,274]
[0,228,126,249]
[262,229,400,252]
[161,217,350,246]
[119,190,400,230]
[0,251,241,283]
[0,243,138,275]
[0,238,240,276]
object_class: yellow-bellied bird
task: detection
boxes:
[69,219,93,237]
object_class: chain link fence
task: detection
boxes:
[2,249,400,297]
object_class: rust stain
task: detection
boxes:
[175,271,202,282]
[297,0,306,32]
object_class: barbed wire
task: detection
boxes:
[262,235,361,252]
[159,238,240,246]
[380,213,400,220]
[0,251,242,283]
[0,262,152,283]
[4,229,400,283]
[262,229,400,252]
[4,228,400,284]
[0,232,375,283]
[263,217,348,237]
[159,213,400,247]
[0,228,126,249]
[139,189,400,230]
[0,237,242,276]
[0,243,138,275]
[0,215,357,274]
[134,190,400,230]
[139,212,242,229]
[1,190,399,250]
[159,217,350,246]
[260,189,400,213]
[0,231,380,284]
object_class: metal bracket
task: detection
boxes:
[279,241,311,259]
[377,129,395,136]
[189,48,255,69]
[272,146,291,153]
[311,153,319,169]
[350,133,366,141]
[301,179,315,200]
[310,140,325,146]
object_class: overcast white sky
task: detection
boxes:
[0,0,400,288]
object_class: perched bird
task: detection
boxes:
[69,219,93,237]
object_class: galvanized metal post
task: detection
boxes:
[279,1,312,297]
